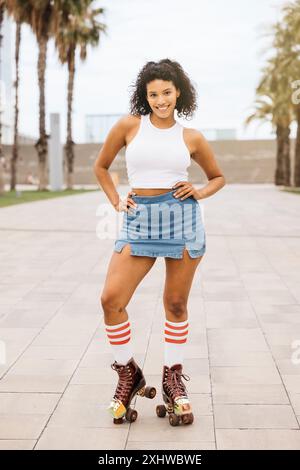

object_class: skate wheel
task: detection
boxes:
[125,407,138,422]
[113,417,124,425]
[156,404,167,418]
[182,413,194,425]
[169,413,180,426]
[145,386,156,399]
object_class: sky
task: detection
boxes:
[5,0,290,142]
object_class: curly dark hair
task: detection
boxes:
[128,58,197,119]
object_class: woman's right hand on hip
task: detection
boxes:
[115,190,137,213]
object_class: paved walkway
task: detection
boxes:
[0,184,300,450]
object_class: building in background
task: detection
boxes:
[85,113,124,143]
[85,113,236,143]
[201,128,237,140]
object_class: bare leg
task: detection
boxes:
[101,244,156,326]
[102,246,158,424]
[158,249,204,426]
[163,249,204,322]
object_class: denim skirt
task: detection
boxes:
[114,189,206,259]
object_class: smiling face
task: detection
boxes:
[146,79,180,117]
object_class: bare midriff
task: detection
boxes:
[131,188,173,196]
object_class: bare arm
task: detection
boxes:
[190,130,226,199]
[93,116,129,210]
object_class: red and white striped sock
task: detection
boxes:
[105,319,133,365]
[164,319,189,367]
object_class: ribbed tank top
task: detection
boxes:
[125,112,191,188]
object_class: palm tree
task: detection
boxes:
[54,1,106,189]
[6,1,58,191]
[11,20,21,191]
[5,0,27,191]
[28,0,58,190]
[281,0,300,186]
[0,0,5,195]
[245,54,293,186]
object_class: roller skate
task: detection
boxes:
[156,363,194,426]
[108,357,156,424]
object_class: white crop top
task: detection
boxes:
[124,112,191,188]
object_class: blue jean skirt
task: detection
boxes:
[114,189,206,259]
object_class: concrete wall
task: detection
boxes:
[2,138,285,185]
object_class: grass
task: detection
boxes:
[282,186,300,194]
[0,188,98,208]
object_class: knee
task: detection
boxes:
[100,291,124,321]
[164,296,187,319]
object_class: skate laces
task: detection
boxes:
[164,367,190,400]
[111,362,133,402]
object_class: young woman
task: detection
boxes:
[94,58,226,426]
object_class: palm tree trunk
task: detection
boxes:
[294,106,300,187]
[282,125,291,187]
[275,124,287,185]
[0,2,5,195]
[0,159,4,195]
[10,21,21,191]
[65,47,75,190]
[35,35,48,191]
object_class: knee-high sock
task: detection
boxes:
[164,319,189,367]
[105,319,133,365]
